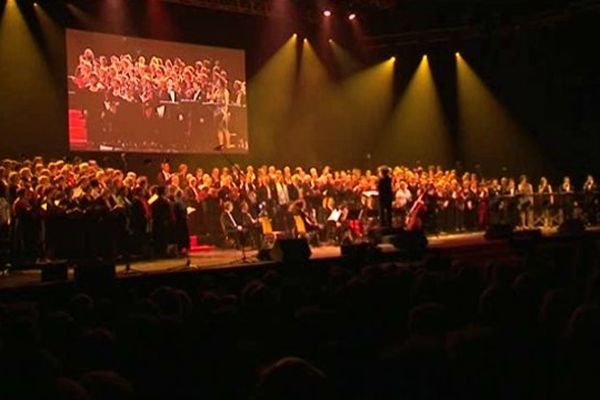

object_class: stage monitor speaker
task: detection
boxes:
[368,227,404,244]
[559,219,586,236]
[40,260,68,282]
[485,224,514,240]
[270,238,311,264]
[257,247,272,262]
[390,229,428,253]
[74,261,116,287]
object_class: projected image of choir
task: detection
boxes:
[68,48,247,152]
[1,155,598,267]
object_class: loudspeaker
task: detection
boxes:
[390,229,428,253]
[40,261,68,282]
[257,247,272,261]
[74,261,116,287]
[485,224,514,240]
[559,219,586,236]
[368,227,404,244]
[270,238,311,264]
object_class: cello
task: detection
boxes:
[405,192,426,231]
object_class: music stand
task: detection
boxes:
[229,226,255,264]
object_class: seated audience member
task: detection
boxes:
[256,357,329,400]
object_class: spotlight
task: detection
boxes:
[323,10,332,17]
[390,56,396,61]
[348,13,357,21]
[423,54,428,60]
[455,51,460,57]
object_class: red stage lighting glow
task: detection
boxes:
[323,10,332,17]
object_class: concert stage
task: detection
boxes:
[1,228,598,293]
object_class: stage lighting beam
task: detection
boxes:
[456,52,543,170]
[378,54,452,165]
[323,10,332,17]
[348,13,357,21]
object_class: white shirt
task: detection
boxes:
[395,188,412,208]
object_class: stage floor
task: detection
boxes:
[1,228,597,291]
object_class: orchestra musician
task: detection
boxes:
[240,201,260,248]
[292,199,321,245]
[393,181,412,227]
[220,201,242,247]
[377,167,393,228]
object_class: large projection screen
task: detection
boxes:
[66,29,248,154]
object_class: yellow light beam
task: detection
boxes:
[33,2,63,81]
[295,57,394,165]
[0,0,58,147]
[380,56,452,166]
[248,35,298,158]
[456,53,543,170]
[281,39,334,165]
[329,39,363,76]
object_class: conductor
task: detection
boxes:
[377,166,393,228]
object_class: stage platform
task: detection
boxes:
[1,228,598,293]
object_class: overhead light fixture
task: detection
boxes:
[348,13,357,21]
[323,10,332,17]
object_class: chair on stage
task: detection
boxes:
[293,215,307,236]
[259,216,285,248]
[293,215,319,246]
[220,219,241,249]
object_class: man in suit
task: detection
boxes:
[257,175,275,211]
[377,166,393,228]
[220,201,241,247]
[157,160,171,186]
[220,201,239,233]
[187,81,204,102]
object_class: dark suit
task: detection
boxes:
[378,174,393,227]
[157,171,171,186]
[220,211,238,233]
[257,184,275,208]
[288,184,300,202]
[151,196,173,257]
[130,196,150,253]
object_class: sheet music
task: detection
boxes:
[328,209,342,222]
[362,190,379,197]
[148,194,159,205]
